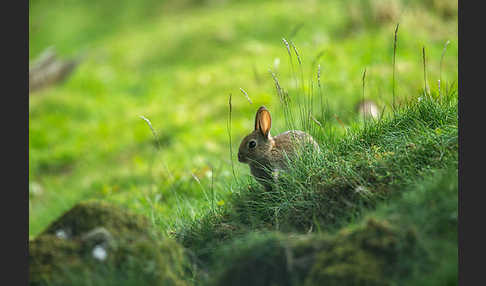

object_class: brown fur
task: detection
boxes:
[238,106,320,190]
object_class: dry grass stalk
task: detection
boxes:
[239,88,253,104]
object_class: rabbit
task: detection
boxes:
[238,106,320,190]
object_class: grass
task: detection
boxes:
[29,0,458,237]
[30,0,457,284]
[176,88,457,263]
[207,164,457,285]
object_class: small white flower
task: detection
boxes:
[55,229,68,239]
[355,186,367,193]
[92,245,107,261]
[354,186,373,199]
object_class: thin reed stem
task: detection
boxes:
[139,115,172,181]
[210,164,214,214]
[282,38,295,80]
[392,23,399,112]
[139,115,161,151]
[191,173,209,203]
[289,40,307,129]
[227,94,237,181]
[239,88,253,104]
[270,69,295,131]
[362,68,367,124]
[422,46,429,96]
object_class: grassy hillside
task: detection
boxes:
[29,0,457,284]
[177,90,457,263]
[208,165,457,286]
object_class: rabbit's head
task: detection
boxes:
[238,106,274,164]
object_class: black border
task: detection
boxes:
[5,0,29,285]
[458,0,481,285]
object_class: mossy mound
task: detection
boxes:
[209,166,457,286]
[40,200,151,240]
[29,201,189,286]
[304,219,419,286]
[212,232,291,286]
[29,235,87,285]
[210,218,419,286]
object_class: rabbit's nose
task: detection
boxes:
[237,152,243,162]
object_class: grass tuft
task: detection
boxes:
[207,166,457,286]
[392,23,399,111]
[177,88,457,267]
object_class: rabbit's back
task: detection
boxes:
[269,130,319,168]
[274,130,319,153]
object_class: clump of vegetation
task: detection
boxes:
[207,166,457,286]
[40,200,152,240]
[177,89,457,263]
[210,219,419,286]
[211,232,292,286]
[304,219,419,286]
[29,201,190,286]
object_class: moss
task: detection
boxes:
[304,219,419,286]
[41,200,151,241]
[210,219,420,286]
[213,233,291,286]
[29,235,87,286]
[110,238,189,286]
[29,201,189,286]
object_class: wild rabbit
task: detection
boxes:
[238,106,320,190]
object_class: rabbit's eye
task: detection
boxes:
[249,140,257,149]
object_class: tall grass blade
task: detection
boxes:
[422,46,429,96]
[362,67,367,124]
[392,23,399,112]
[239,88,253,104]
[227,94,237,181]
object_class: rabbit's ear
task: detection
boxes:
[254,106,271,138]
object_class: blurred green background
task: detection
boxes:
[29,0,457,238]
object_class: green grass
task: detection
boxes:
[207,165,457,285]
[30,0,457,284]
[29,0,457,238]
[176,89,457,263]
